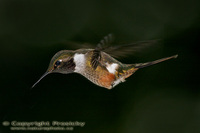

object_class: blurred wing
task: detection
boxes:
[58,34,159,62]
[90,34,114,70]
[101,40,159,58]
[90,35,159,69]
[94,34,159,58]
[95,33,115,51]
[57,34,114,50]
[58,41,95,49]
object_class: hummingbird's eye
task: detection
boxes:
[54,60,61,68]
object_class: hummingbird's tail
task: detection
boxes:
[134,54,178,69]
[119,55,178,81]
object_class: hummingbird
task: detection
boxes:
[32,34,178,89]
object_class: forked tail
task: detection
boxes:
[134,55,178,69]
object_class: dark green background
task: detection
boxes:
[0,0,199,133]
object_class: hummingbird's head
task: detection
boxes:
[32,50,75,88]
[48,50,76,74]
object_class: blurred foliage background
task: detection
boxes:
[0,0,200,133]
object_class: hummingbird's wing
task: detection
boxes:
[58,34,158,59]
[90,34,114,70]
[95,33,115,51]
[90,34,116,70]
[90,34,159,70]
[99,40,159,58]
[91,49,101,70]
[95,34,159,58]
[58,41,95,50]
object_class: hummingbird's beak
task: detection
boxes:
[31,70,51,89]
